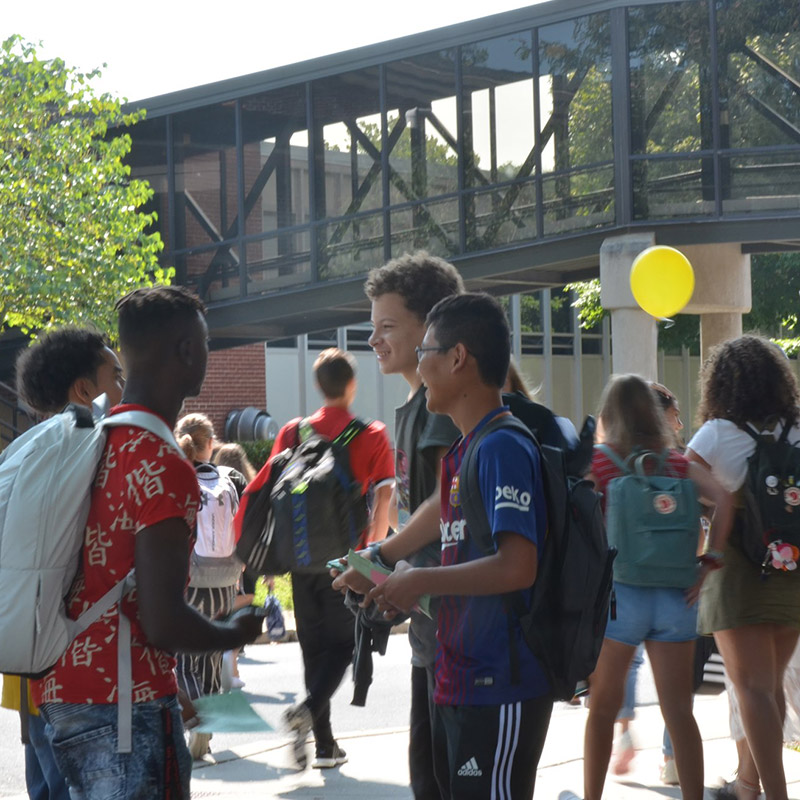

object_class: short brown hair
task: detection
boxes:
[364,250,464,322]
[314,348,356,399]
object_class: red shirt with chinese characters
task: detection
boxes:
[32,405,200,707]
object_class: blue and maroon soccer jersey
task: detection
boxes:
[434,407,550,707]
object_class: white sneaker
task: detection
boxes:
[221,650,235,691]
[283,703,313,769]
[612,730,635,775]
[660,758,679,785]
[558,792,583,800]
[188,731,212,760]
[312,742,348,769]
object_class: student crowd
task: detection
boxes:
[2,251,799,800]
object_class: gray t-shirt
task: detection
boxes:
[394,385,460,668]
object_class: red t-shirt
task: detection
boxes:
[272,406,395,496]
[32,406,200,707]
[592,445,690,511]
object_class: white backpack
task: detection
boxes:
[0,403,183,751]
[195,464,239,558]
[188,464,243,589]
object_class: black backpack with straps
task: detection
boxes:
[264,417,369,574]
[738,420,800,574]
[459,414,615,701]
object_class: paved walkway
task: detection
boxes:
[6,616,800,798]
[186,686,800,799]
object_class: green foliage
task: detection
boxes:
[357,117,460,167]
[0,36,170,339]
[745,253,800,337]
[564,279,604,330]
[237,439,274,471]
[271,574,293,612]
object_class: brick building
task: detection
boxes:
[182,341,266,441]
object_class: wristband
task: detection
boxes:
[367,541,394,571]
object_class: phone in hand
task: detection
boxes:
[326,557,348,573]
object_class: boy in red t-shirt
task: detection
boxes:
[276,348,394,770]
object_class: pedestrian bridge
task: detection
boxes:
[124,0,800,346]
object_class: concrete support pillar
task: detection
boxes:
[600,232,658,380]
[608,308,659,381]
[700,313,742,363]
[681,242,751,362]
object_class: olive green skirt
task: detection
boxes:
[698,536,800,634]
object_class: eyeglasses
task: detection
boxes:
[415,345,450,362]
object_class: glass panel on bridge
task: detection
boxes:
[384,49,459,222]
[632,157,715,220]
[243,233,311,298]
[721,152,800,214]
[628,2,707,156]
[240,84,310,293]
[538,12,613,235]
[717,0,800,150]
[318,211,385,281]
[172,102,239,296]
[125,115,169,250]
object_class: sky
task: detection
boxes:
[2,0,548,102]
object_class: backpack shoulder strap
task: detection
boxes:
[594,443,630,474]
[460,414,534,557]
[101,410,184,458]
[297,418,314,444]
[333,417,368,448]
[738,422,762,443]
[632,449,668,477]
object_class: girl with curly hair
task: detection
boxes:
[687,335,800,800]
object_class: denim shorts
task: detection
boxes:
[605,581,698,646]
[40,696,191,800]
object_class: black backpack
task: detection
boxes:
[236,418,368,575]
[502,392,596,477]
[738,421,800,574]
[460,414,616,701]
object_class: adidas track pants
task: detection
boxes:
[432,694,553,799]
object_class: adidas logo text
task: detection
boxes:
[457,757,482,777]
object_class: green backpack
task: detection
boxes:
[597,445,699,588]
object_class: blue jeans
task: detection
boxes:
[25,711,70,800]
[40,697,191,799]
[605,582,698,646]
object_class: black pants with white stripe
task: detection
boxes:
[432,694,553,799]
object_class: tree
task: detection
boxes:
[0,36,170,339]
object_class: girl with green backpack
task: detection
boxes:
[559,373,733,800]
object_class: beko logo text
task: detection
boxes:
[494,485,531,512]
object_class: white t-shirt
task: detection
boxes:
[687,418,800,492]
